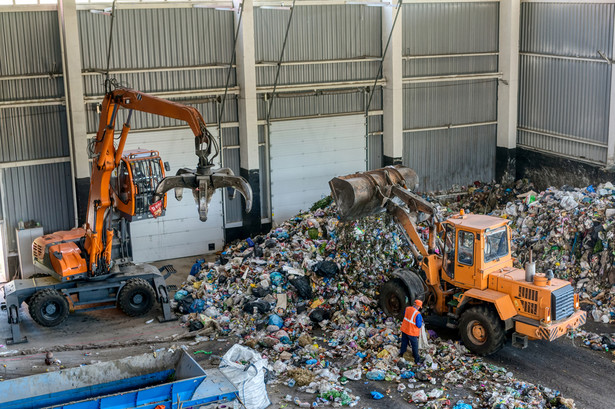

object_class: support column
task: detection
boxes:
[58,0,89,226]
[496,0,520,182]
[233,0,262,235]
[382,5,403,166]
[607,23,615,168]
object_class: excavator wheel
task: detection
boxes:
[379,279,410,321]
[117,278,156,317]
[28,289,70,327]
[458,305,506,356]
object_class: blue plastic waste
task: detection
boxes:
[453,401,473,409]
[270,271,284,286]
[189,259,205,276]
[365,370,385,381]
[370,391,384,400]
[174,290,188,301]
[246,237,255,247]
[356,352,367,358]
[305,359,318,365]
[400,371,415,379]
[188,299,206,313]
[268,314,283,329]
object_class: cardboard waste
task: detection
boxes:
[168,177,615,408]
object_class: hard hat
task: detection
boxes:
[414,300,423,308]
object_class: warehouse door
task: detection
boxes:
[122,128,224,262]
[269,115,366,225]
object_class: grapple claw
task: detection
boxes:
[153,167,253,222]
[211,169,253,214]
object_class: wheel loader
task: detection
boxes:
[2,88,252,344]
[329,166,586,355]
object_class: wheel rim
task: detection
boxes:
[467,320,487,345]
[386,294,403,316]
[42,302,60,321]
[130,292,146,308]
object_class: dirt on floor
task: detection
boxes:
[1,257,614,409]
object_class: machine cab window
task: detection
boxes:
[457,230,474,266]
[443,224,455,278]
[484,226,509,262]
[112,161,131,204]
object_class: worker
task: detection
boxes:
[399,299,423,365]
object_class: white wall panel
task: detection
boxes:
[121,128,224,262]
[269,115,365,225]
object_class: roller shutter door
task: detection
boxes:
[269,115,366,225]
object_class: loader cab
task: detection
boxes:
[111,149,167,221]
[441,213,512,289]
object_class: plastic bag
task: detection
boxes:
[418,325,429,350]
[365,370,385,381]
[313,260,339,278]
[289,276,313,299]
[219,344,271,409]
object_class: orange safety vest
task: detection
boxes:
[400,306,420,336]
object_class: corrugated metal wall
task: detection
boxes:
[0,11,73,252]
[518,3,614,164]
[1,163,74,252]
[402,2,499,191]
[403,125,496,191]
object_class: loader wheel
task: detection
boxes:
[117,278,156,317]
[379,279,410,320]
[459,305,505,356]
[28,289,69,327]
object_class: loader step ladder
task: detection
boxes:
[512,332,529,349]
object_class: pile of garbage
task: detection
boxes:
[170,183,593,408]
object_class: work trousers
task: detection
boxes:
[400,332,420,364]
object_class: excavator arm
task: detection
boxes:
[84,88,252,276]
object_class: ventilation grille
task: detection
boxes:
[519,286,538,302]
[32,241,44,260]
[521,300,538,316]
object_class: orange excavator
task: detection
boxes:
[330,166,586,355]
[3,89,252,343]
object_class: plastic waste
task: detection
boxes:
[370,391,384,400]
[219,344,270,409]
[268,314,283,329]
[411,390,428,403]
[365,370,385,381]
[312,260,339,278]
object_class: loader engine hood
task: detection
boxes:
[490,267,575,322]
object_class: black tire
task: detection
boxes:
[117,278,156,317]
[458,305,506,356]
[28,289,69,327]
[379,279,410,320]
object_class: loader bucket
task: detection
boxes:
[329,165,419,221]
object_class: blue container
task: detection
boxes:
[0,350,237,409]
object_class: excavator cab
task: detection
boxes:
[112,149,168,221]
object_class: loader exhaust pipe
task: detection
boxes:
[329,165,419,221]
[525,249,536,282]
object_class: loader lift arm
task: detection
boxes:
[86,88,252,276]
